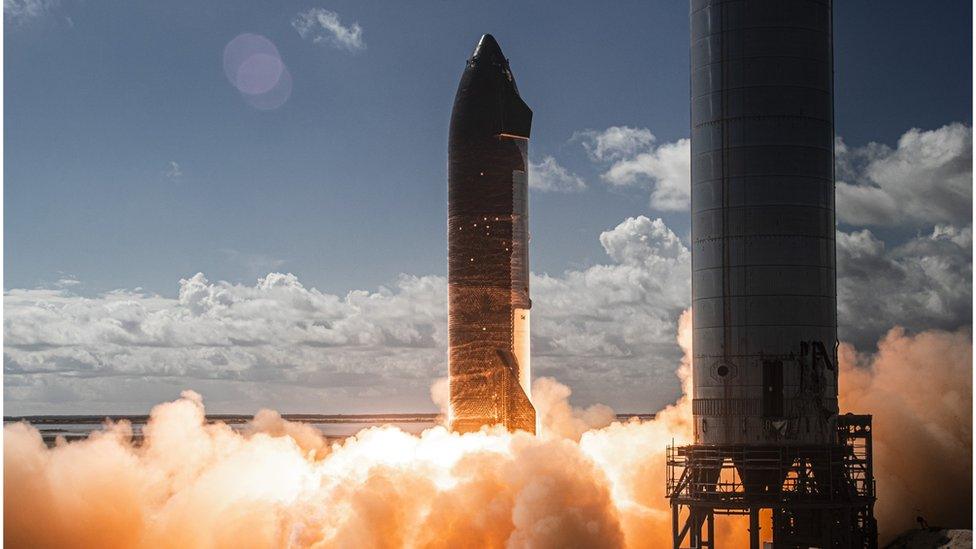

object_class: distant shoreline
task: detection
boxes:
[4,413,655,425]
[6,413,657,448]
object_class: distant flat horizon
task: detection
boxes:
[7,412,657,448]
[4,412,656,424]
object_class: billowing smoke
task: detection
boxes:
[839,326,973,539]
[5,313,971,547]
[3,312,693,549]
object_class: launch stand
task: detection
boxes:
[666,415,877,548]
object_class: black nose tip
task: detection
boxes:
[472,33,505,62]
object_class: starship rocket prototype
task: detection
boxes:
[448,34,536,434]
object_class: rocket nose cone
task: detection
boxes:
[472,33,505,62]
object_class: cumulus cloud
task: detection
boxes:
[530,217,691,405]
[577,127,690,211]
[165,161,183,180]
[579,126,655,163]
[836,123,972,227]
[292,8,365,52]
[528,156,586,192]
[4,0,56,23]
[837,224,972,348]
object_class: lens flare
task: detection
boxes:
[235,53,284,95]
[223,33,292,110]
[244,66,292,111]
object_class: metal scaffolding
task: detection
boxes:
[667,414,877,548]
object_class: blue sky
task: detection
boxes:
[6,0,970,295]
[3,1,972,413]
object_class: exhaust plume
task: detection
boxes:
[839,326,973,540]
[5,313,970,547]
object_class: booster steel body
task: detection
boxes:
[447,35,536,434]
[691,0,838,445]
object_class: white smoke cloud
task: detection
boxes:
[836,123,972,227]
[577,126,690,211]
[528,156,586,192]
[292,8,365,52]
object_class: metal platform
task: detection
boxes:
[666,414,877,548]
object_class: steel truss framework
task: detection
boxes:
[667,415,877,548]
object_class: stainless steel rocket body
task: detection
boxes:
[690,0,839,445]
[448,35,536,434]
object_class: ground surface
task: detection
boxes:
[885,529,973,548]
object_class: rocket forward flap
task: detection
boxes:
[501,94,532,139]
[502,96,532,139]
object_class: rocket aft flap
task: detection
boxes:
[447,34,536,434]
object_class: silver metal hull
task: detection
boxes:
[690,0,839,445]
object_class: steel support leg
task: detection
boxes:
[690,508,701,548]
[706,510,715,548]
[749,508,760,549]
[672,502,680,549]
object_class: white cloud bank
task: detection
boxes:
[292,8,365,52]
[5,208,971,413]
[4,218,691,414]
